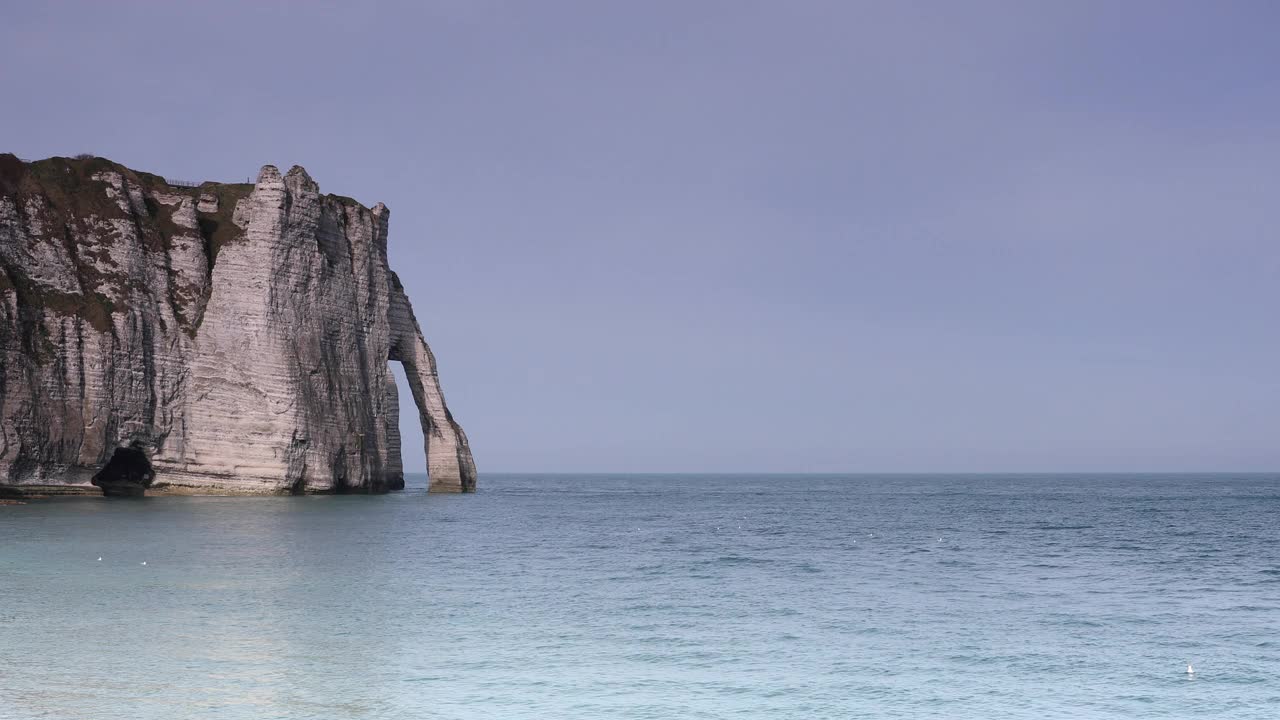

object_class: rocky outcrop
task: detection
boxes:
[0,154,476,495]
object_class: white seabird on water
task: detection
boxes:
[1187,664,1195,676]
[97,557,102,561]
[140,561,147,566]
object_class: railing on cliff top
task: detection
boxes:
[161,177,258,186]
[164,178,258,186]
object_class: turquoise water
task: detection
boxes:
[1,473,1278,719]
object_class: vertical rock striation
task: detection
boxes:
[0,154,475,495]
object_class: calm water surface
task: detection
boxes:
[2,473,1278,719]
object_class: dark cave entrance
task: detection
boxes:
[91,444,155,497]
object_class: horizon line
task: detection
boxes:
[400,470,1280,476]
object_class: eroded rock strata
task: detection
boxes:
[0,154,475,495]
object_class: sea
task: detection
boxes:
[1,473,1277,719]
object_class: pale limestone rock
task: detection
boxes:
[0,154,475,495]
[389,271,476,492]
[197,192,218,213]
[385,374,405,490]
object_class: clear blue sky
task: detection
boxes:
[4,1,1278,472]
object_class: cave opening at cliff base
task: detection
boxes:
[91,445,154,497]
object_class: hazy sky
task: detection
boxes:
[4,1,1278,472]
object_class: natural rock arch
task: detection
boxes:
[387,273,476,493]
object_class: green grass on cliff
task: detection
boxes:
[1,153,384,345]
[0,154,253,340]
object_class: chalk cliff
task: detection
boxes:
[0,154,475,495]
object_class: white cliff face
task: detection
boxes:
[0,154,475,495]
[384,374,405,490]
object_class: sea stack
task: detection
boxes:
[0,154,476,495]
